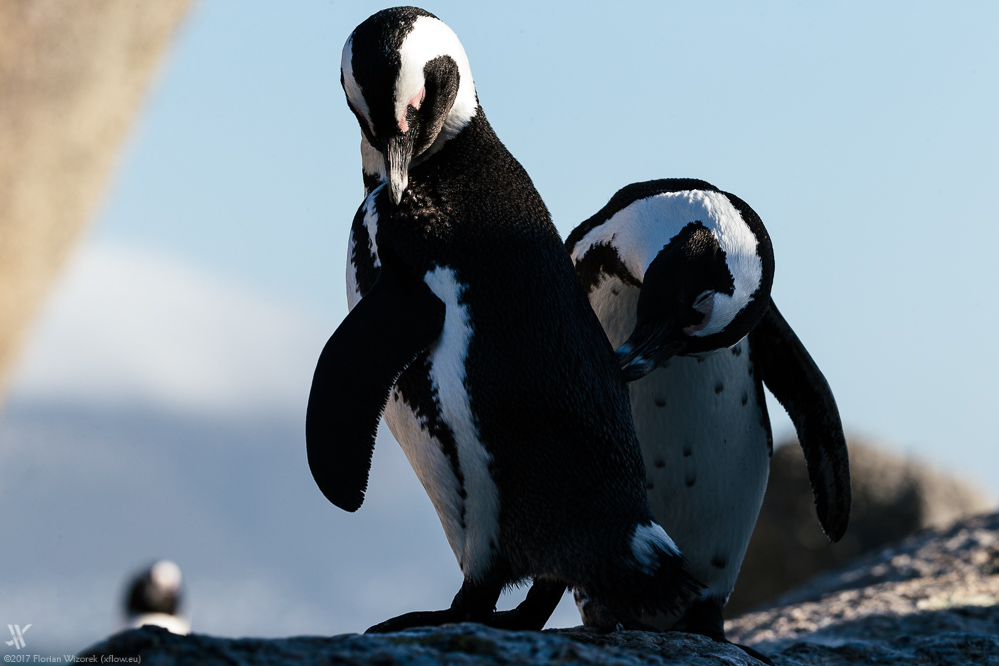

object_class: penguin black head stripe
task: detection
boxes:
[569,179,775,380]
[342,7,477,204]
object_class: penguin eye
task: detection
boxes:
[682,291,716,336]
[692,291,714,312]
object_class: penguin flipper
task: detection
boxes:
[749,298,851,542]
[306,256,445,512]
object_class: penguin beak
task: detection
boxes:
[385,133,415,206]
[616,325,687,382]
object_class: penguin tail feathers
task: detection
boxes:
[627,522,703,618]
[584,522,703,623]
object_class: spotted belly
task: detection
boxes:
[631,341,771,601]
[587,276,771,603]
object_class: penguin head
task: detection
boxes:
[125,560,184,617]
[616,218,772,380]
[342,7,478,205]
[568,181,774,382]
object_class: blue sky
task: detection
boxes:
[3,0,999,651]
[92,0,999,482]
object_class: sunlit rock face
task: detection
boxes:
[727,510,999,656]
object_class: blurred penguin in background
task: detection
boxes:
[122,560,190,635]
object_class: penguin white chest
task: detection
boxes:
[353,259,500,581]
[631,342,770,600]
[587,275,770,601]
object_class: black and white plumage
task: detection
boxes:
[122,560,189,635]
[307,8,700,632]
[567,179,850,641]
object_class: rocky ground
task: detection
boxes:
[729,510,999,664]
[82,511,999,665]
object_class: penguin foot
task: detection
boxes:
[365,578,494,634]
[365,609,454,634]
[489,578,566,631]
[670,596,726,640]
[672,597,773,665]
[366,578,566,633]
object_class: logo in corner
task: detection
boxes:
[5,624,31,649]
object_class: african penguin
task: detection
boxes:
[567,179,851,643]
[122,560,189,635]
[307,8,701,632]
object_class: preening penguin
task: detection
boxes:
[567,179,850,642]
[308,9,700,632]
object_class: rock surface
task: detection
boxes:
[728,510,999,654]
[728,438,994,614]
[81,624,755,666]
[81,511,999,665]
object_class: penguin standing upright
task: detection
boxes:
[122,560,189,635]
[307,9,700,632]
[567,179,850,641]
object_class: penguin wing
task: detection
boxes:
[749,298,851,542]
[306,256,445,512]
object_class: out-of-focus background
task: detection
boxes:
[1,0,997,655]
